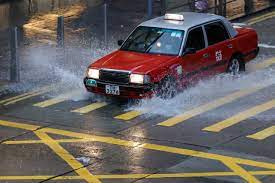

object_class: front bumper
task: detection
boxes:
[84,77,154,99]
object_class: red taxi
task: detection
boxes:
[84,13,259,99]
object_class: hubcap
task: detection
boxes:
[229,59,240,74]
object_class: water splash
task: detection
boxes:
[132,57,275,117]
[0,37,117,102]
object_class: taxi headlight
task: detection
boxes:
[130,74,150,84]
[86,68,99,79]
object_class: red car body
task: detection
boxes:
[84,13,259,99]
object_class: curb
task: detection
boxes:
[231,6,275,22]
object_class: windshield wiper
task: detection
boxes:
[122,32,147,51]
[145,33,164,53]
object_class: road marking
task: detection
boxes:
[0,93,32,105]
[114,58,275,123]
[203,99,275,132]
[247,126,275,140]
[158,56,275,127]
[34,131,101,183]
[3,90,50,106]
[249,57,275,71]
[115,110,143,120]
[4,138,91,144]
[2,171,275,180]
[0,120,40,131]
[71,102,108,114]
[157,86,267,127]
[33,91,81,108]
[2,119,275,182]
[259,43,275,49]
[247,11,275,25]
[34,97,67,108]
[222,159,261,183]
[0,86,51,105]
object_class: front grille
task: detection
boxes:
[99,69,130,84]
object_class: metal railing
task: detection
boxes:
[0,16,65,82]
[160,0,275,18]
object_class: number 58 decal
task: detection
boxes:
[215,50,222,62]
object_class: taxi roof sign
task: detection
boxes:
[164,14,184,21]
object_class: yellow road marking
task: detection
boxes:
[157,86,267,127]
[115,110,143,120]
[2,119,275,182]
[0,86,51,105]
[249,58,275,71]
[34,131,101,183]
[203,99,275,132]
[247,126,275,140]
[222,159,261,183]
[72,102,108,114]
[247,12,275,25]
[34,98,67,108]
[4,138,86,144]
[0,93,31,105]
[0,176,79,180]
[0,119,270,169]
[3,90,50,106]
[157,57,275,127]
[0,120,40,131]
[33,91,81,108]
[2,170,275,180]
[6,135,275,179]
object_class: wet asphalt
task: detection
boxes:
[0,9,275,183]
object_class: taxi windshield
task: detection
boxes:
[121,26,184,56]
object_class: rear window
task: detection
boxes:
[205,21,229,46]
[186,26,205,51]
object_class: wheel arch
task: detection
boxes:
[228,51,245,71]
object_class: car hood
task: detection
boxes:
[91,50,176,74]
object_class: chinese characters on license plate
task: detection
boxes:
[105,85,120,95]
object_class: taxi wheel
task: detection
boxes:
[227,56,245,74]
[156,76,177,99]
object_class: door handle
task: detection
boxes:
[227,44,233,48]
[203,53,209,58]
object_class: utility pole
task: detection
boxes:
[10,27,20,82]
[147,0,153,18]
[244,0,254,15]
[160,0,166,15]
[104,2,108,46]
[57,16,64,48]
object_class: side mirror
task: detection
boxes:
[117,40,124,46]
[184,48,196,55]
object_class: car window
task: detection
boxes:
[121,26,184,56]
[186,26,205,51]
[205,21,229,46]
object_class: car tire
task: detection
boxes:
[155,76,177,99]
[227,56,245,74]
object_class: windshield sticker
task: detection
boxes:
[171,31,182,38]
[176,32,182,38]
[171,32,177,37]
[171,31,182,37]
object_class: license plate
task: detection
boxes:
[86,79,97,87]
[105,85,120,95]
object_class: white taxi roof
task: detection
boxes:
[139,12,238,38]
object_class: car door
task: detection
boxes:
[203,21,234,75]
[181,26,208,84]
